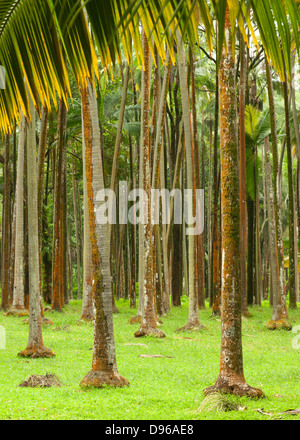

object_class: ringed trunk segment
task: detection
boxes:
[52,99,67,312]
[239,31,250,317]
[12,111,26,311]
[264,137,291,330]
[135,30,165,338]
[20,86,54,358]
[176,30,205,329]
[205,6,263,398]
[80,82,128,387]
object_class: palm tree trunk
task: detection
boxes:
[265,60,286,308]
[134,30,165,338]
[80,133,94,319]
[283,66,298,310]
[211,61,221,314]
[1,133,11,310]
[12,112,26,310]
[204,6,263,398]
[239,31,250,316]
[80,79,129,387]
[18,90,54,358]
[176,31,205,330]
[52,99,67,311]
[191,52,205,310]
[264,137,291,329]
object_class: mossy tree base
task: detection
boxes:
[4,309,29,317]
[80,314,94,322]
[18,346,55,358]
[134,327,166,338]
[129,315,142,324]
[176,322,207,332]
[42,317,54,325]
[22,317,54,326]
[80,370,129,388]
[266,319,292,330]
[211,310,221,317]
[204,378,264,398]
[112,305,120,314]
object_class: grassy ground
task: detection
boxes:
[0,297,299,420]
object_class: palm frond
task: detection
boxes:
[0,0,69,132]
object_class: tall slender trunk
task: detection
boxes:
[283,65,298,310]
[12,112,26,310]
[191,52,205,310]
[134,31,165,338]
[81,135,94,319]
[72,158,82,301]
[204,6,263,398]
[265,60,286,312]
[1,133,11,310]
[52,100,67,311]
[19,90,54,358]
[292,53,300,303]
[239,32,250,315]
[211,60,221,314]
[37,106,49,298]
[80,80,129,387]
[176,31,205,330]
[254,149,262,305]
[264,137,291,329]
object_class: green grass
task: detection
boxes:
[0,297,299,420]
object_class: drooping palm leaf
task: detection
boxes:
[0,0,69,132]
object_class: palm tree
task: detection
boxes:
[18,89,55,358]
[239,31,250,316]
[176,31,206,331]
[12,112,26,311]
[1,132,11,310]
[134,30,166,338]
[80,80,129,387]
[52,99,67,311]
[204,5,263,398]
[1,0,299,392]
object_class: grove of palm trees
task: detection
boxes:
[0,0,300,423]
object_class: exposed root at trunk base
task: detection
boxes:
[19,373,62,388]
[22,317,54,326]
[129,315,141,324]
[18,346,55,358]
[266,319,292,331]
[204,378,264,398]
[112,305,120,314]
[80,370,129,388]
[80,314,94,322]
[211,310,221,317]
[134,327,166,338]
[42,317,53,325]
[4,309,29,317]
[176,322,207,332]
[242,311,253,318]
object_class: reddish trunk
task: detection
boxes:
[204,6,263,398]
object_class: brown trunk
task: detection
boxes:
[135,31,165,338]
[239,32,250,316]
[1,134,11,310]
[80,80,128,387]
[52,100,67,311]
[204,7,263,398]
